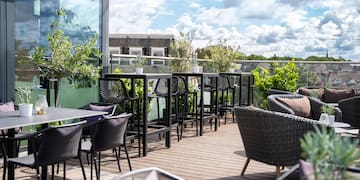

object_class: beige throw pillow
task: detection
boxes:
[276,96,312,118]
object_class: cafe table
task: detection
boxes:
[0,107,107,180]
[172,72,219,136]
[104,73,172,157]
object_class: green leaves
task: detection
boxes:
[169,31,194,72]
[204,40,239,73]
[30,8,102,88]
[321,106,335,115]
[300,126,360,179]
[252,61,298,108]
[16,87,32,104]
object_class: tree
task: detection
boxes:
[203,40,240,72]
[169,31,194,72]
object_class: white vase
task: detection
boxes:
[135,67,143,74]
[328,115,335,125]
[229,68,235,73]
[19,103,33,117]
[319,113,329,123]
[191,66,199,73]
[35,95,48,115]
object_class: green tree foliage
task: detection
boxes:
[301,126,360,179]
[252,61,298,108]
[31,8,102,88]
[305,56,348,61]
[169,32,194,72]
[202,40,240,72]
[247,54,267,60]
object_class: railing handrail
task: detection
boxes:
[110,53,360,64]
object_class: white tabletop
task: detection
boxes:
[0,107,107,130]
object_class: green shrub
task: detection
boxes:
[252,61,298,108]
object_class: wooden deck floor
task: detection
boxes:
[12,119,284,180]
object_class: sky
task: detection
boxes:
[109,0,360,60]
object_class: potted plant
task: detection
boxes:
[300,126,360,179]
[17,87,33,117]
[132,55,147,74]
[320,105,335,125]
[30,8,102,106]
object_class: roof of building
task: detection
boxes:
[110,33,174,39]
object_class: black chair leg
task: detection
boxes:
[36,167,40,180]
[79,155,87,180]
[1,142,7,180]
[63,161,66,180]
[51,164,55,180]
[93,152,99,180]
[176,126,180,142]
[86,152,90,165]
[98,152,101,179]
[124,144,132,171]
[115,146,122,172]
[90,152,94,180]
[57,163,60,174]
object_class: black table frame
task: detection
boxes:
[219,72,253,106]
[105,73,172,157]
[172,73,219,136]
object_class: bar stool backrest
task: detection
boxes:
[154,77,178,96]
[99,78,130,104]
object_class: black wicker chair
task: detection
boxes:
[234,107,328,177]
[339,96,360,128]
[268,94,342,122]
[81,113,132,180]
[1,121,86,180]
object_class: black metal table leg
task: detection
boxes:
[142,77,148,157]
[7,128,15,180]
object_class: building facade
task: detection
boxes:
[108,34,174,66]
[0,0,109,102]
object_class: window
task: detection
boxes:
[151,47,165,57]
[151,47,165,66]
[129,47,143,56]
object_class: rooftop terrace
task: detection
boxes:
[11,119,278,180]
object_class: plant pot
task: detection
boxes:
[191,66,199,73]
[135,67,143,74]
[19,103,33,117]
[319,113,329,123]
[229,68,235,73]
[328,115,335,125]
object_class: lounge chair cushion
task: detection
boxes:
[322,88,353,103]
[86,104,115,123]
[276,96,311,118]
[298,87,324,99]
[0,101,15,112]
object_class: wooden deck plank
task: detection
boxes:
[11,119,287,180]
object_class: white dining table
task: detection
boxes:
[0,107,107,180]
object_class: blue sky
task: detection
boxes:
[109,0,360,60]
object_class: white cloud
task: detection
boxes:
[109,0,170,33]
[109,0,360,60]
[190,2,201,9]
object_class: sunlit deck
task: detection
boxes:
[12,119,280,180]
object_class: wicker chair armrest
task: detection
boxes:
[267,95,295,115]
[308,97,342,122]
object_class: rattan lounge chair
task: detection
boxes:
[234,106,328,177]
